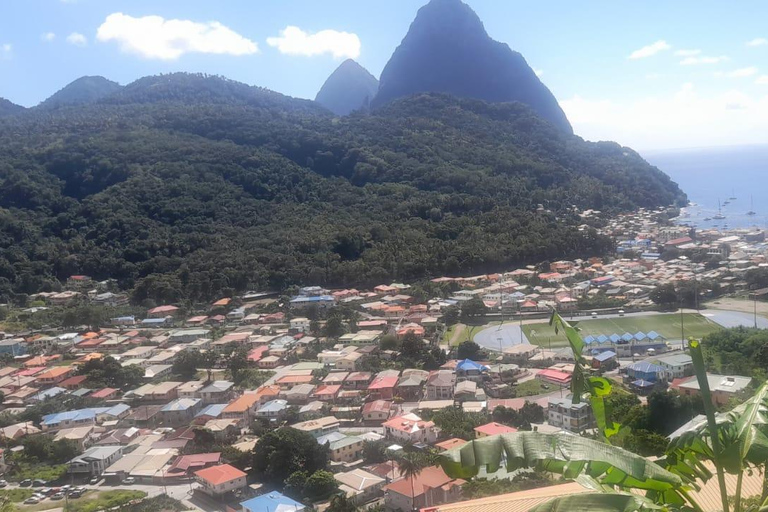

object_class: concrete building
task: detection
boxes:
[547,397,595,433]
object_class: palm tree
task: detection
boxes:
[396,451,430,511]
[327,493,358,512]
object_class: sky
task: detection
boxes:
[1,0,768,151]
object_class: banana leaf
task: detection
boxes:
[439,431,682,493]
[528,493,674,512]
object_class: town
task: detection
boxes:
[0,207,766,512]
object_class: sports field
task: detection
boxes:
[521,313,721,347]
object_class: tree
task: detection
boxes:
[457,340,481,360]
[327,493,358,512]
[442,306,459,327]
[379,334,399,351]
[303,470,339,500]
[324,315,345,339]
[77,356,143,390]
[227,345,250,384]
[251,428,329,484]
[396,452,431,509]
[650,283,678,308]
[460,298,488,323]
[284,471,308,500]
[432,406,488,440]
[362,440,388,463]
[172,349,202,379]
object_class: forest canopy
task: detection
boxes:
[0,73,686,303]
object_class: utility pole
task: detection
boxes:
[755,294,759,329]
[680,305,685,351]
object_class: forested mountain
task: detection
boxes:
[0,98,24,117]
[0,73,685,304]
[38,76,123,109]
[315,59,379,115]
[372,0,572,133]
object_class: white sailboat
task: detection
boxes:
[713,199,726,220]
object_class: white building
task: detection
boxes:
[547,397,595,433]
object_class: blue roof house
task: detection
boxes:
[626,362,668,383]
[241,492,305,512]
[456,359,490,382]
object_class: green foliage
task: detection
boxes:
[379,334,398,351]
[460,298,488,323]
[700,327,768,377]
[77,355,143,390]
[171,349,203,379]
[115,495,185,512]
[0,488,34,502]
[251,428,330,485]
[457,340,482,360]
[303,470,339,501]
[362,440,388,464]
[327,493,358,512]
[235,369,275,389]
[491,403,545,430]
[442,306,460,327]
[462,472,554,499]
[431,406,488,440]
[67,490,147,512]
[0,79,682,302]
[19,435,80,464]
[650,284,678,307]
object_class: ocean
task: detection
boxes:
[644,145,768,230]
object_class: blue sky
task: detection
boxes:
[1,0,768,150]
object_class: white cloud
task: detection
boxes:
[674,49,700,57]
[561,83,768,150]
[747,38,768,47]
[0,43,11,59]
[722,66,758,78]
[628,40,671,59]
[267,26,360,59]
[534,69,544,77]
[679,55,727,65]
[41,32,56,42]
[756,75,768,85]
[96,13,258,60]
[66,32,87,46]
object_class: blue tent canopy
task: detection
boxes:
[647,331,662,340]
[583,335,596,344]
[621,332,634,342]
[609,334,621,343]
[634,331,647,341]
[456,359,489,372]
[597,335,609,343]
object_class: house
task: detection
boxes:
[222,393,261,421]
[276,374,314,390]
[299,401,325,419]
[548,397,595,432]
[35,366,74,386]
[383,465,464,511]
[198,381,234,404]
[474,422,517,439]
[591,350,618,371]
[168,329,211,344]
[167,452,221,478]
[0,422,40,440]
[344,372,373,390]
[292,416,340,439]
[177,380,206,399]
[68,446,123,477]
[396,370,428,400]
[335,468,386,504]
[95,427,142,446]
[383,413,438,444]
[157,398,203,427]
[336,351,364,371]
[203,419,241,441]
[282,383,315,404]
[455,360,489,383]
[144,364,173,380]
[258,355,282,369]
[454,381,485,402]
[255,399,288,420]
[147,305,179,318]
[90,388,118,400]
[289,317,311,333]
[676,374,752,406]
[535,369,572,387]
[654,354,694,379]
[320,433,364,463]
[313,385,341,402]
[426,371,456,400]
[435,438,468,452]
[240,492,305,512]
[362,400,392,423]
[54,426,97,451]
[194,404,228,425]
[368,374,399,400]
[626,362,669,383]
[253,385,281,405]
[60,375,89,390]
[195,464,247,497]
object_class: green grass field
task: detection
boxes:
[521,313,721,347]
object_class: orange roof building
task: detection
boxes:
[474,422,517,438]
[194,464,247,497]
[222,393,261,418]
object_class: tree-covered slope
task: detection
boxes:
[0,98,25,117]
[38,76,123,109]
[0,74,685,304]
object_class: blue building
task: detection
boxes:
[240,492,305,512]
[0,339,27,356]
[626,361,668,382]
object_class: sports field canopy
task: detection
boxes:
[582,330,665,344]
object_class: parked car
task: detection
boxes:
[69,490,84,499]
[89,476,101,485]
[23,497,40,505]
[0,479,7,488]
[32,479,47,487]
[19,479,32,487]
[41,487,52,495]
[51,493,65,501]
[121,477,135,485]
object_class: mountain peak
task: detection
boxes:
[39,75,123,109]
[0,97,25,117]
[315,60,379,116]
[372,0,572,133]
